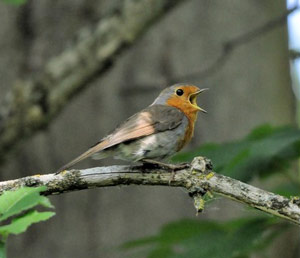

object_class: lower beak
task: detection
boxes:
[190,88,208,113]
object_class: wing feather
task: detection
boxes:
[55,105,184,173]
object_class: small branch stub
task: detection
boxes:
[188,157,214,214]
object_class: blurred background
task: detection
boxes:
[0,0,299,257]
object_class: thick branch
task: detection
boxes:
[1,157,300,225]
[0,0,186,163]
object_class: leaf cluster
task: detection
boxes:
[0,186,55,258]
[123,217,286,258]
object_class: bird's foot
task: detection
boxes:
[141,159,190,171]
[141,159,190,185]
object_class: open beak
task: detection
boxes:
[189,88,208,113]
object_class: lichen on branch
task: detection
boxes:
[1,156,299,225]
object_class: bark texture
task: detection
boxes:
[2,157,300,225]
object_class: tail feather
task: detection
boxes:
[55,140,108,174]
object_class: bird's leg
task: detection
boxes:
[141,159,190,184]
[141,159,190,171]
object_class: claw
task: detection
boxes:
[141,159,190,171]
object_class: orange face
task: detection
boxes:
[166,85,206,119]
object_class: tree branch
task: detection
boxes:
[0,0,186,164]
[1,156,300,225]
[118,4,300,96]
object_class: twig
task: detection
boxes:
[290,49,300,60]
[124,2,299,95]
[0,0,186,164]
[119,5,300,96]
[173,5,299,82]
[1,156,300,225]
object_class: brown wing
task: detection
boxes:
[55,105,184,173]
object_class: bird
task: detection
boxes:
[55,84,207,174]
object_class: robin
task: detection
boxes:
[55,84,207,173]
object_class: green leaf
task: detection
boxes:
[0,210,55,236]
[173,125,300,181]
[1,0,26,5]
[0,186,53,222]
[123,217,286,258]
[0,186,55,256]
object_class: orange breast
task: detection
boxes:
[166,97,198,151]
[176,121,194,151]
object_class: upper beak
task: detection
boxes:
[189,88,208,113]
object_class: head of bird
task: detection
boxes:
[152,84,207,115]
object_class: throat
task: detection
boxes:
[166,98,199,120]
[165,98,199,150]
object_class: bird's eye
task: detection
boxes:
[176,89,184,96]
